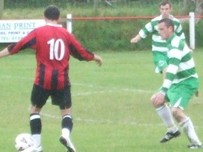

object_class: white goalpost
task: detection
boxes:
[66,14,72,34]
[189,12,195,50]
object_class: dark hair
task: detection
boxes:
[44,5,60,20]
[159,18,174,31]
[159,0,172,8]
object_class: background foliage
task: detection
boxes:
[2,0,203,51]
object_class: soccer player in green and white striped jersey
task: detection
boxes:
[131,0,182,143]
[151,18,202,149]
[131,0,185,74]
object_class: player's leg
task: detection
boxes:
[30,84,49,152]
[59,109,76,152]
[152,52,180,142]
[169,78,202,148]
[172,108,202,148]
[52,86,76,152]
[152,101,180,143]
[30,107,43,152]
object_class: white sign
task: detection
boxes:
[0,19,45,43]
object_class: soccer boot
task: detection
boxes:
[59,136,76,152]
[188,144,203,149]
[160,130,181,143]
[20,146,43,152]
[33,145,43,152]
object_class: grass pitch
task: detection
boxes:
[0,49,203,152]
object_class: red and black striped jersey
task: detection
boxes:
[8,24,94,90]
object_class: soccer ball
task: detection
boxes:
[15,133,35,152]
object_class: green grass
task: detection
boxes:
[0,49,203,152]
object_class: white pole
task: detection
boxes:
[189,12,195,50]
[67,14,72,33]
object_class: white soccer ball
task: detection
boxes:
[15,133,35,152]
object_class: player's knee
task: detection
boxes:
[30,105,41,113]
[171,107,184,122]
[150,95,164,108]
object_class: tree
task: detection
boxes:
[0,0,4,18]
[184,0,203,15]
[93,0,99,10]
[195,0,203,14]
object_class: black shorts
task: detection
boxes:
[31,84,72,109]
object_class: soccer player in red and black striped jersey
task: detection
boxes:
[0,5,102,152]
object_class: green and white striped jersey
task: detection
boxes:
[160,33,198,94]
[139,15,185,53]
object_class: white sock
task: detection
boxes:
[156,104,178,131]
[180,117,202,145]
[32,134,41,147]
[62,128,70,138]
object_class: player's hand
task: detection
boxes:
[130,35,141,43]
[94,54,102,66]
[0,47,10,58]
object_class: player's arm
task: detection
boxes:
[0,31,36,59]
[151,49,181,106]
[0,40,32,58]
[160,49,181,94]
[130,21,153,43]
[69,34,102,66]
[175,22,185,40]
[151,66,175,107]
[8,31,37,55]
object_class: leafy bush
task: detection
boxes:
[3,0,202,51]
[72,19,152,51]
